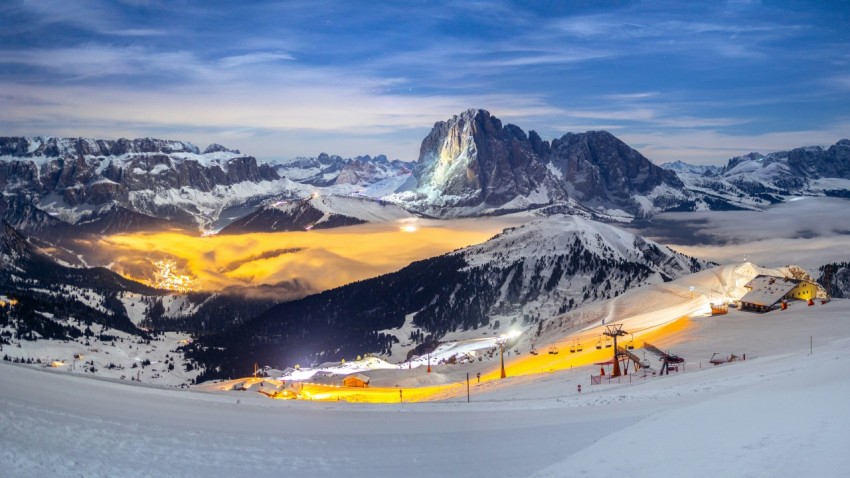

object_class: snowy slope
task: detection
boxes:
[1,298,848,477]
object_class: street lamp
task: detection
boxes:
[496,335,508,379]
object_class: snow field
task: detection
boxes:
[2,299,849,477]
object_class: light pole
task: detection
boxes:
[496,335,508,379]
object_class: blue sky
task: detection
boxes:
[1,0,849,165]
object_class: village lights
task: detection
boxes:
[152,258,198,293]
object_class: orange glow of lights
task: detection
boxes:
[152,258,199,292]
[100,221,502,292]
[266,318,695,404]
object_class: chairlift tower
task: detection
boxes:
[496,335,508,379]
[603,324,628,377]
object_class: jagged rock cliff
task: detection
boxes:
[392,109,687,217]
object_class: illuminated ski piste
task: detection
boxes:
[231,262,795,404]
[278,317,693,403]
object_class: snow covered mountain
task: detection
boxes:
[664,139,850,210]
[219,193,417,234]
[388,109,688,218]
[0,136,420,238]
[5,121,846,240]
[274,152,414,188]
[660,160,723,177]
[0,136,286,233]
[186,215,708,379]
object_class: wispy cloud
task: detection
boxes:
[105,28,166,37]
[603,92,660,100]
[218,52,295,69]
[0,45,199,80]
[475,49,612,68]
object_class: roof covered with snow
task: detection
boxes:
[740,274,801,306]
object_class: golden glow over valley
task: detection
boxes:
[100,218,521,293]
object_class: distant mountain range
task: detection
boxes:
[661,139,850,209]
[2,111,849,242]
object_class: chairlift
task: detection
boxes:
[577,341,583,352]
[605,337,613,348]
[627,340,635,350]
[548,345,559,355]
[595,337,603,350]
[530,347,538,356]
[569,340,576,353]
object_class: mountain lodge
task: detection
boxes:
[739,275,820,312]
[342,374,370,388]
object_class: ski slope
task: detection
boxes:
[2,295,849,477]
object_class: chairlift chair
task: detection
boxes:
[569,340,576,353]
[605,337,613,348]
[548,345,559,355]
[596,337,603,350]
[577,341,583,352]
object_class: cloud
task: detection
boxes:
[603,92,660,100]
[105,28,166,37]
[475,50,613,68]
[635,197,850,270]
[0,45,199,80]
[13,0,138,36]
[218,52,295,68]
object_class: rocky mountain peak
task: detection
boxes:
[724,152,765,172]
[400,109,690,216]
[411,108,561,208]
[203,143,241,155]
[548,129,684,215]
